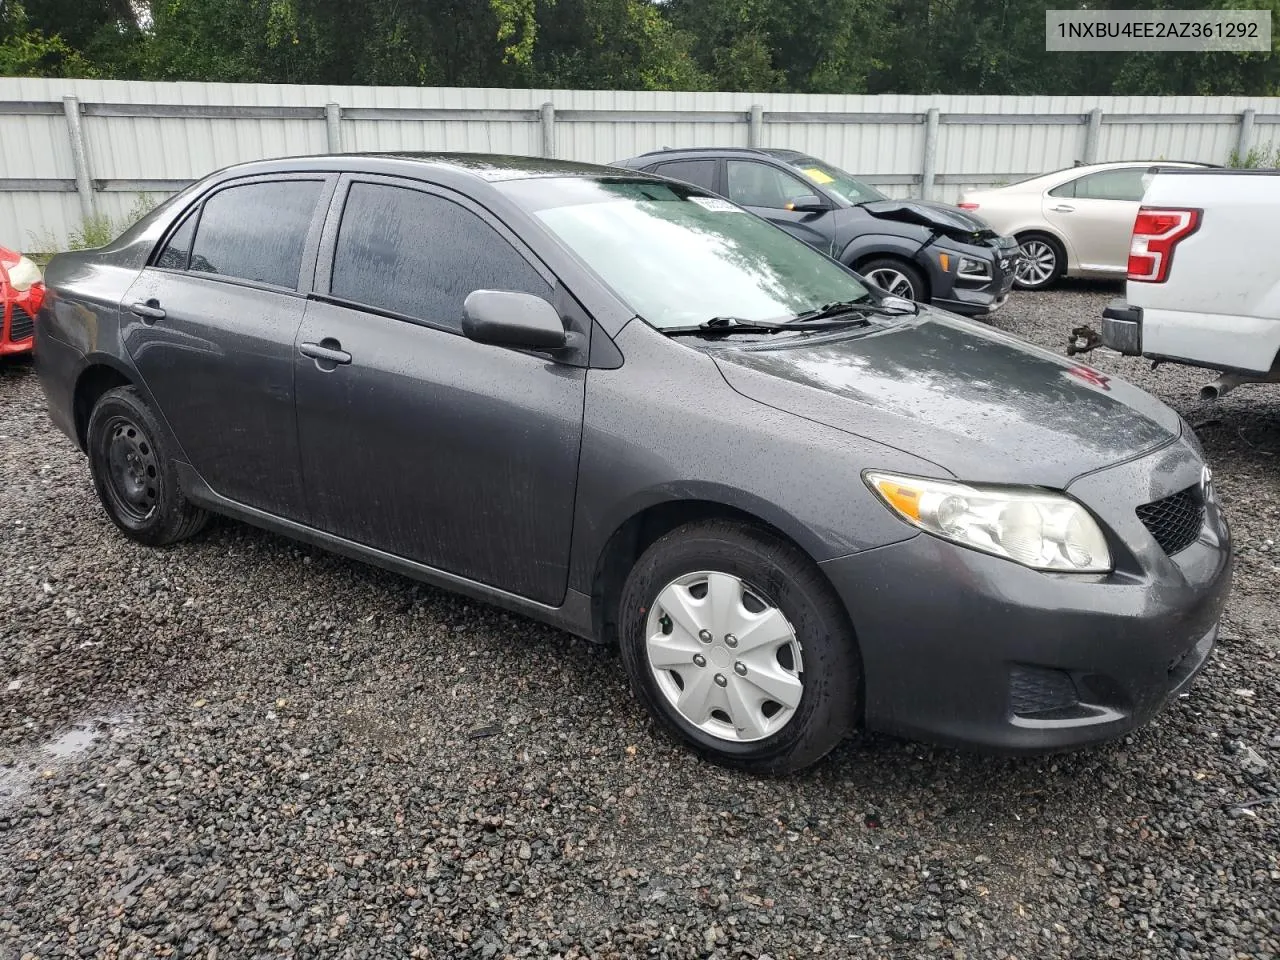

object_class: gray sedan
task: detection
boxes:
[33,154,1231,773]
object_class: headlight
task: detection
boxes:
[956,256,991,281]
[865,472,1112,573]
[4,255,42,293]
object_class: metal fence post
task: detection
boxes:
[62,95,95,220]
[920,107,939,200]
[1083,107,1103,163]
[540,102,556,159]
[1237,108,1256,161]
[748,104,764,148]
[325,102,343,153]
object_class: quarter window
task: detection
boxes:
[330,182,551,332]
[154,212,196,270]
[726,160,816,210]
[187,180,323,289]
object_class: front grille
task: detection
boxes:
[1009,665,1078,716]
[7,304,34,342]
[1136,486,1204,556]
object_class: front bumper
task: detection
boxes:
[928,241,1020,317]
[820,441,1232,753]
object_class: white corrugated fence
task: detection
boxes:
[2,78,1278,250]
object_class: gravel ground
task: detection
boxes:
[1,284,1278,960]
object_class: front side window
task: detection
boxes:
[330,182,551,332]
[787,159,886,204]
[726,161,816,210]
[187,180,323,288]
[498,178,870,331]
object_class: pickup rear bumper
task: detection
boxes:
[1100,299,1142,355]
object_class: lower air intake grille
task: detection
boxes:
[1136,486,1203,556]
[1009,665,1078,716]
[7,304,34,342]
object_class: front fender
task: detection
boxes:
[837,232,927,268]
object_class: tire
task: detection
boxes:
[856,257,927,302]
[86,385,209,547]
[1013,232,1066,290]
[617,520,861,774]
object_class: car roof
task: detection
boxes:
[205,152,648,184]
[620,146,816,165]
[966,160,1216,195]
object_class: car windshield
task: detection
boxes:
[787,159,886,204]
[496,178,871,331]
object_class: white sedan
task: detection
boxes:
[958,161,1212,290]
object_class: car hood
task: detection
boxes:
[858,199,1002,241]
[711,310,1182,488]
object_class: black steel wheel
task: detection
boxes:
[86,385,209,546]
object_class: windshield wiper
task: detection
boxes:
[790,298,917,323]
[662,315,871,337]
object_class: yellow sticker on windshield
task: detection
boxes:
[802,167,834,184]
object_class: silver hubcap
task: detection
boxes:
[866,268,916,299]
[1016,240,1056,287]
[645,571,804,743]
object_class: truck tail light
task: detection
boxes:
[957,202,980,210]
[1128,207,1200,283]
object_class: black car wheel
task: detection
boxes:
[1013,232,1066,290]
[618,520,861,774]
[86,385,209,546]
[858,258,927,302]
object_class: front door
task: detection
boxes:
[121,176,331,520]
[293,178,586,605]
[725,159,837,255]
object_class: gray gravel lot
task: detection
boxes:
[1,284,1278,960]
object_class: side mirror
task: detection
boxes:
[785,195,828,214]
[462,290,567,351]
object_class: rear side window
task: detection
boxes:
[330,182,551,332]
[1051,168,1146,202]
[651,159,717,192]
[186,180,323,289]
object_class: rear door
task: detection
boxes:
[293,176,587,605]
[1042,167,1146,273]
[724,159,837,255]
[121,175,333,521]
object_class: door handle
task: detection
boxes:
[129,300,166,323]
[1050,204,1075,213]
[299,340,352,365]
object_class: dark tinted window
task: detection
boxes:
[188,180,323,288]
[651,159,717,191]
[331,182,551,331]
[155,212,196,270]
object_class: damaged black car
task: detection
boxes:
[613,147,1020,317]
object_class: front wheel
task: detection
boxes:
[617,520,861,774]
[857,257,927,302]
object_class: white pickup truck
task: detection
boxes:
[1093,168,1280,400]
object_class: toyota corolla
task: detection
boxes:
[33,154,1231,773]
